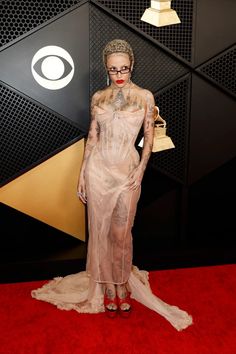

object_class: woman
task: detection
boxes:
[32,39,193,330]
[77,39,155,317]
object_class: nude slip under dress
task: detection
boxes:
[31,106,193,331]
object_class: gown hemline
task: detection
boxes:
[31,264,193,332]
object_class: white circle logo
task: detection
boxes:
[31,46,74,90]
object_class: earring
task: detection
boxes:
[128,72,132,84]
[106,75,110,86]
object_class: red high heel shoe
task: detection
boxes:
[104,292,118,318]
[117,291,132,318]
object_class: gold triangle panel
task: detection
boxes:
[0,140,86,241]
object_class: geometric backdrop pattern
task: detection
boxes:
[92,0,236,185]
[1,1,89,240]
[198,45,236,98]
[89,4,188,95]
[1,83,82,185]
[0,140,86,241]
[1,1,235,189]
[151,75,191,183]
[0,0,83,48]
[0,1,90,132]
[0,0,235,244]
[97,0,194,62]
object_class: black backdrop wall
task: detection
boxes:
[1,0,236,282]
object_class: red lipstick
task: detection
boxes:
[116,80,124,84]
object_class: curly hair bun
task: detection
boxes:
[103,39,134,66]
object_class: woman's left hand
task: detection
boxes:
[127,166,144,190]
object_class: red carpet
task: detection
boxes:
[0,264,236,354]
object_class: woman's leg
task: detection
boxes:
[116,282,131,311]
[109,189,140,284]
[104,283,117,311]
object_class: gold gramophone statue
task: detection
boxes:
[138,106,175,152]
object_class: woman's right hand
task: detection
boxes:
[77,174,87,204]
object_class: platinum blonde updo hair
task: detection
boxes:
[103,39,134,68]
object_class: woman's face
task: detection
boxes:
[106,53,132,89]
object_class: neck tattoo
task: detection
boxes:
[113,89,126,110]
[111,82,132,111]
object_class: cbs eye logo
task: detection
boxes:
[31,46,74,90]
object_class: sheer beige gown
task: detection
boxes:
[32,89,193,331]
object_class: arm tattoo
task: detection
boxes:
[80,92,100,170]
[139,92,155,173]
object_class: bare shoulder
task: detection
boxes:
[91,90,104,109]
[142,89,154,101]
[91,89,103,101]
[92,87,111,103]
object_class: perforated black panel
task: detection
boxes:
[90,5,188,95]
[198,45,236,97]
[150,76,191,183]
[97,0,194,62]
[1,84,82,185]
[0,0,83,47]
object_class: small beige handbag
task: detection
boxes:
[138,106,175,152]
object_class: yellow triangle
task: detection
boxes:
[0,140,86,241]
